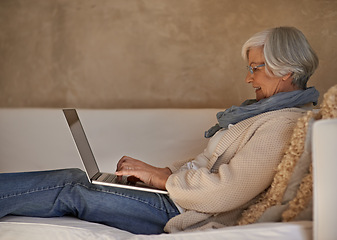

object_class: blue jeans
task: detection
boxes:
[0,168,180,234]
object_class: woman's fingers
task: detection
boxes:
[115,156,145,177]
[116,156,136,171]
[115,156,172,190]
[127,176,142,183]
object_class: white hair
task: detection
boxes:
[241,27,319,89]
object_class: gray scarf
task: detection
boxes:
[204,87,319,138]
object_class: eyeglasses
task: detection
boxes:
[247,64,265,74]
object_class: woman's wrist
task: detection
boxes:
[155,167,172,190]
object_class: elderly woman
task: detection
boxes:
[0,26,319,234]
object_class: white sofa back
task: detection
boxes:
[0,108,220,173]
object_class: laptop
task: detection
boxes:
[63,109,168,195]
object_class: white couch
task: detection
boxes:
[0,108,335,240]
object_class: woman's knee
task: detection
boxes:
[51,168,88,184]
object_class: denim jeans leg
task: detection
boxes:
[0,168,180,234]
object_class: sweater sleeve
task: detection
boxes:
[166,115,299,214]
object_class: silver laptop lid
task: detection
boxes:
[63,109,99,179]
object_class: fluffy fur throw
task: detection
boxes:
[237,84,337,225]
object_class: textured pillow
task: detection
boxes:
[256,118,314,223]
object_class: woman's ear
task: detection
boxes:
[282,72,293,81]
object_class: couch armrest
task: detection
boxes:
[313,118,337,240]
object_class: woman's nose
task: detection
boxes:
[245,73,253,83]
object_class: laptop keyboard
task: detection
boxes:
[103,174,117,183]
[96,173,131,185]
[97,173,118,183]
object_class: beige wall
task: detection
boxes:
[1,0,336,109]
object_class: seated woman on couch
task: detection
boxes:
[0,26,319,234]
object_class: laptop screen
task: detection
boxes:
[63,109,99,179]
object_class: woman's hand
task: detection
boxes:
[115,156,172,190]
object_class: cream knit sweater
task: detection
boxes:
[164,108,307,233]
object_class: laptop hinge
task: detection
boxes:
[92,172,102,181]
